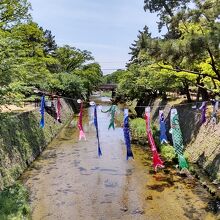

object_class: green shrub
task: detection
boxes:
[0,182,31,220]
[151,124,161,147]
[130,118,160,142]
[130,118,190,167]
[101,91,112,97]
[130,118,146,139]
[183,151,190,162]
[160,144,176,161]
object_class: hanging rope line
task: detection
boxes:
[4,94,218,172]
[33,93,215,108]
[2,90,218,121]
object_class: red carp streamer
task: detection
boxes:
[145,107,164,171]
[56,97,62,122]
[78,101,86,140]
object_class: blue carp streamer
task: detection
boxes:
[159,110,168,144]
[40,95,45,128]
[123,109,134,160]
[94,105,102,156]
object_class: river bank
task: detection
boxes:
[20,97,219,219]
[124,97,220,183]
[125,97,220,212]
[0,95,219,219]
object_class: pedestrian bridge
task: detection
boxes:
[98,84,117,91]
[98,84,117,97]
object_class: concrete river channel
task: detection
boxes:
[21,96,218,220]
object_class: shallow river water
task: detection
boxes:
[21,97,218,220]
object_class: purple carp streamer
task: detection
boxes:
[199,101,207,124]
[210,100,218,126]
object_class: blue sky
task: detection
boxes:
[29,0,160,74]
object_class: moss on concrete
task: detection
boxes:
[147,98,220,181]
[129,98,220,181]
[0,182,30,220]
[0,99,74,189]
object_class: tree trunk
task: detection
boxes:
[135,99,145,118]
[212,78,217,90]
[135,95,153,117]
[196,78,209,102]
[199,86,209,101]
[183,81,192,102]
[159,90,167,100]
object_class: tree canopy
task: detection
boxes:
[113,0,220,108]
[1,0,219,108]
[0,0,31,29]
[0,1,103,106]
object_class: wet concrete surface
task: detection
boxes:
[21,98,219,220]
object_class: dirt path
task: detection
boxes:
[21,102,217,220]
[0,103,35,113]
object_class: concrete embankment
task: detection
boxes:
[148,98,220,182]
[0,99,75,189]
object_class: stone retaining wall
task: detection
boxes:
[0,99,74,189]
[150,98,220,181]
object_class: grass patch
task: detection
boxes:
[0,182,31,220]
[130,118,178,163]
[130,118,159,142]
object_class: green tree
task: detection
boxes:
[125,0,220,103]
[50,73,86,99]
[0,0,104,106]
[0,22,59,104]
[0,0,31,29]
[103,70,126,84]
[74,63,103,99]
[55,45,93,73]
[144,0,190,37]
[43,29,57,55]
[143,0,220,82]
